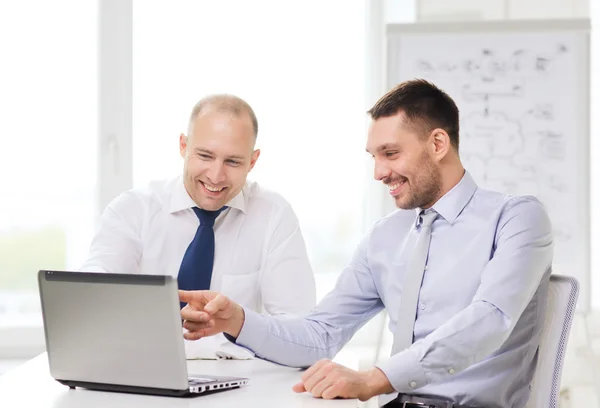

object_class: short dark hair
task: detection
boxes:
[367,79,460,151]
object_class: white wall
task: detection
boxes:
[417,0,588,20]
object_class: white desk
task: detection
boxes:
[0,354,358,407]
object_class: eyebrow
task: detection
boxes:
[365,143,399,154]
[194,148,246,161]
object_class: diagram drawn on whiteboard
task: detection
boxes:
[400,42,575,244]
[388,22,590,309]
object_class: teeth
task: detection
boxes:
[204,183,224,192]
[388,183,401,191]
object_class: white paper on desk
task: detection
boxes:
[184,333,255,360]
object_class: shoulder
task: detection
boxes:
[497,194,552,232]
[106,177,175,215]
[369,208,416,236]
[353,209,417,253]
[472,186,550,225]
[243,180,295,215]
[470,189,553,247]
[465,186,549,228]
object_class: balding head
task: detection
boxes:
[187,94,258,138]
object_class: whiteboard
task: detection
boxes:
[386,20,591,310]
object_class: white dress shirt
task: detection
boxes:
[81,176,316,358]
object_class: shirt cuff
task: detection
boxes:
[375,348,428,393]
[230,308,270,352]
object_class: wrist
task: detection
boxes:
[225,304,245,338]
[364,367,394,398]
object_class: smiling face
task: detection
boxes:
[366,111,442,210]
[180,110,260,211]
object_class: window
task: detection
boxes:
[132,0,373,366]
[0,0,416,370]
[0,0,97,357]
[591,0,600,309]
[132,0,366,290]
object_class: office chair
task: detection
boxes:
[527,274,580,408]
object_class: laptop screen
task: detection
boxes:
[38,271,189,390]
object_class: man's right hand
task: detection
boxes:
[179,290,245,340]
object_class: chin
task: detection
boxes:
[200,200,227,211]
[395,198,416,210]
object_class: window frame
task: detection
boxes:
[0,0,416,363]
[0,0,133,359]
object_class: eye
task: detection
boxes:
[385,151,399,158]
[226,160,241,166]
[198,153,211,160]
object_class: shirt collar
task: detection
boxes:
[168,176,247,214]
[415,170,477,225]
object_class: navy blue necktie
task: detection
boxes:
[178,207,224,309]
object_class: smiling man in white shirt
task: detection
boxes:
[81,94,316,358]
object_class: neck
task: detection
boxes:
[422,161,465,209]
[439,163,465,198]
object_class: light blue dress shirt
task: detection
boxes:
[234,171,553,408]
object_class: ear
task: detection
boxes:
[430,128,451,162]
[179,133,187,158]
[249,149,261,171]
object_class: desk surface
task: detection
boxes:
[0,354,358,407]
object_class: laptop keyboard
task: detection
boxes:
[188,377,216,385]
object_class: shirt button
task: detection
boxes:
[409,381,417,388]
[424,265,428,271]
[419,303,426,310]
[448,368,455,374]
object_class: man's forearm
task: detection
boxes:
[233,309,343,367]
[366,367,394,397]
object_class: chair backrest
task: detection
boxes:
[527,274,579,408]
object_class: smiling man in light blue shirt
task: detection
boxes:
[178,79,553,408]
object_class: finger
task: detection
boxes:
[181,307,211,323]
[301,359,330,384]
[308,374,333,398]
[178,290,200,305]
[303,372,327,394]
[179,290,217,307]
[303,361,334,391]
[183,326,216,340]
[321,382,342,400]
[293,362,325,394]
[292,382,306,393]
[183,319,215,333]
[204,293,229,314]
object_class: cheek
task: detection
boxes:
[186,159,206,175]
[228,168,248,185]
[402,155,425,177]
[389,159,411,177]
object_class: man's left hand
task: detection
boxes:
[292,359,393,401]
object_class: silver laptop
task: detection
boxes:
[38,270,249,397]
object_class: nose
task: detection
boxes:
[373,158,392,181]
[206,161,226,184]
